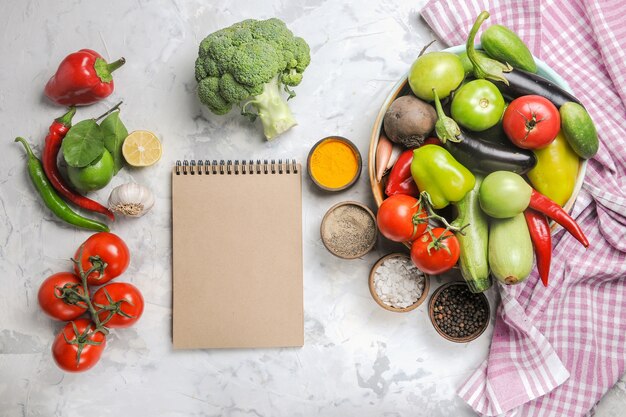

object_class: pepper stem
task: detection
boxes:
[14,137,35,159]
[94,57,125,83]
[107,57,126,73]
[55,107,76,127]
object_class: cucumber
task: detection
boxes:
[452,176,491,293]
[559,102,599,159]
[489,213,533,285]
[481,24,537,73]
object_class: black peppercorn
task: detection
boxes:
[431,283,489,341]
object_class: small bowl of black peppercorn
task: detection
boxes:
[429,281,490,343]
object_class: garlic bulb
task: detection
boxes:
[108,183,155,217]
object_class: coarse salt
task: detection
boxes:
[374,256,425,309]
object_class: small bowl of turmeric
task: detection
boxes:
[307,136,362,192]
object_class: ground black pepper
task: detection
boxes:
[321,203,376,258]
[431,283,489,340]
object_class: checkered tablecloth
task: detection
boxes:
[420,1,626,415]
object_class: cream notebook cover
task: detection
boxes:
[171,159,303,349]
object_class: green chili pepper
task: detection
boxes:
[410,145,475,209]
[15,137,109,232]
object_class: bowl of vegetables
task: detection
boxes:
[369,11,597,292]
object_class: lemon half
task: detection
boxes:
[122,130,162,167]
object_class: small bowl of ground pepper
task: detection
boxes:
[307,136,362,192]
[429,282,490,343]
[320,201,377,259]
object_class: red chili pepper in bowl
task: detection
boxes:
[384,149,419,197]
[524,209,551,287]
[42,105,122,221]
[44,49,125,106]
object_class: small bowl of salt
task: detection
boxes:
[369,253,429,312]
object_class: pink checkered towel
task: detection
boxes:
[420,1,626,416]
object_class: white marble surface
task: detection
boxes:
[0,0,622,416]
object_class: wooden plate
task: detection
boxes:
[368,44,587,224]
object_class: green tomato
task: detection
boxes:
[67,150,114,193]
[408,52,464,101]
[479,171,532,218]
[451,79,505,132]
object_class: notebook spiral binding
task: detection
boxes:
[175,159,298,175]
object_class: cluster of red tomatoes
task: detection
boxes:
[38,232,143,372]
[377,194,460,275]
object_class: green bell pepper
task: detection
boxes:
[410,145,475,209]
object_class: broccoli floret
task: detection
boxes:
[195,18,310,140]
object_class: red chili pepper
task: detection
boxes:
[44,49,125,106]
[384,149,419,197]
[524,209,551,287]
[528,189,589,247]
[42,107,116,221]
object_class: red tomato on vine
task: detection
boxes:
[410,228,460,275]
[52,319,106,373]
[38,272,88,321]
[376,194,428,242]
[93,282,144,328]
[74,232,130,286]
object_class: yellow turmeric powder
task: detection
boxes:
[309,138,359,189]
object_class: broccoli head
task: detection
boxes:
[195,18,311,140]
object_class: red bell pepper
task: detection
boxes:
[528,189,589,248]
[385,149,419,197]
[44,49,125,106]
[42,106,122,221]
[524,209,551,287]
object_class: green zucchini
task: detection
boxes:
[489,213,534,285]
[481,24,537,73]
[559,102,599,159]
[452,176,491,293]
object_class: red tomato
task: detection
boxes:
[74,232,130,286]
[38,272,87,321]
[52,319,106,373]
[376,195,428,242]
[410,228,460,275]
[92,282,144,328]
[502,95,560,149]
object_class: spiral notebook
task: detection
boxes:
[171,159,303,349]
